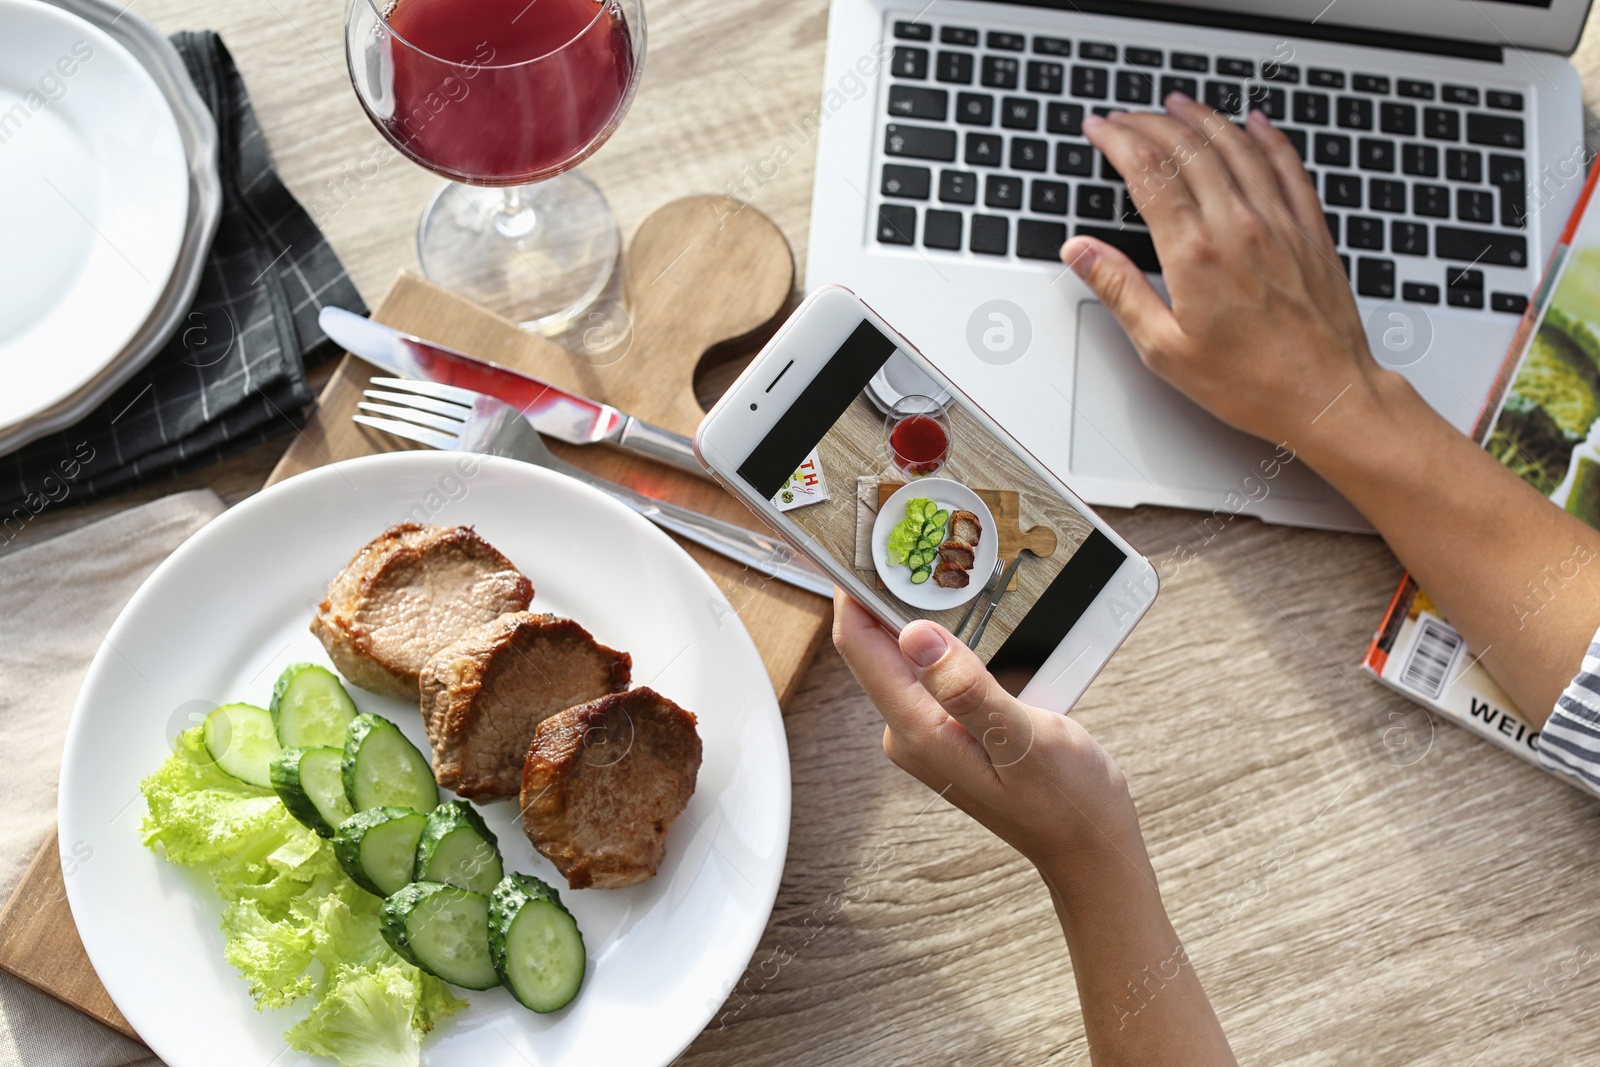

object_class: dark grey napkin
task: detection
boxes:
[0,31,365,516]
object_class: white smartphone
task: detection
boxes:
[695,285,1158,713]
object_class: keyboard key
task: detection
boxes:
[1046,102,1085,135]
[1315,134,1352,168]
[1262,62,1300,84]
[1027,60,1065,95]
[1448,286,1485,309]
[886,123,956,161]
[1353,74,1390,94]
[1337,97,1373,129]
[1072,65,1109,99]
[894,21,931,40]
[1325,172,1362,207]
[985,174,1023,209]
[956,92,994,125]
[1424,108,1460,141]
[1247,85,1286,120]
[937,51,974,84]
[1001,97,1039,129]
[1467,113,1524,149]
[965,132,1002,166]
[1126,46,1163,67]
[1056,142,1094,176]
[1348,216,1383,249]
[1078,184,1117,219]
[1080,41,1117,62]
[1217,57,1254,78]
[1379,103,1416,136]
[1492,292,1529,314]
[1487,90,1524,111]
[1370,179,1405,213]
[1402,143,1439,177]
[881,164,931,199]
[1448,266,1484,290]
[1442,85,1479,106]
[987,31,1025,51]
[1403,282,1440,303]
[1457,188,1494,224]
[1100,153,1123,183]
[1414,183,1449,217]
[1492,157,1527,228]
[1171,52,1208,73]
[1017,219,1068,260]
[1076,224,1161,271]
[1285,128,1307,160]
[1034,36,1071,57]
[1324,211,1339,244]
[892,47,929,79]
[1293,91,1330,125]
[1488,154,1524,187]
[1206,80,1244,115]
[877,204,915,244]
[1161,75,1200,101]
[1031,179,1070,215]
[1011,137,1049,171]
[1398,79,1434,100]
[1339,254,1350,277]
[940,169,977,203]
[1447,148,1482,182]
[1392,221,1429,256]
[1309,68,1344,88]
[941,26,979,46]
[1359,138,1395,172]
[1117,70,1156,104]
[982,56,1020,89]
[1121,191,1143,225]
[970,214,1008,254]
[1436,226,1527,266]
[888,85,948,120]
[923,209,962,249]
[1357,257,1396,298]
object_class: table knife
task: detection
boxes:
[319,306,709,479]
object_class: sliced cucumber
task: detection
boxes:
[916,537,934,551]
[202,704,281,787]
[381,882,500,990]
[334,807,428,896]
[910,566,931,585]
[271,746,354,836]
[271,663,358,748]
[415,801,504,895]
[922,501,938,520]
[490,873,586,1013]
[930,509,950,527]
[343,713,438,814]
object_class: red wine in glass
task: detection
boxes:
[891,413,950,476]
[381,0,635,184]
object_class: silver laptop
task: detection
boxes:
[806,0,1590,531]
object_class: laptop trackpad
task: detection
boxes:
[1069,303,1328,503]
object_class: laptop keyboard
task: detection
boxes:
[875,16,1534,315]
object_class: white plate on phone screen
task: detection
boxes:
[59,452,790,1067]
[0,0,188,432]
[872,478,998,610]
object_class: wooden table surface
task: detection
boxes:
[19,2,1600,1064]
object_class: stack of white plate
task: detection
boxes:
[0,0,220,456]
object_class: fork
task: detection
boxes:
[954,550,1033,647]
[354,377,833,598]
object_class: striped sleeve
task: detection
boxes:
[1537,637,1600,791]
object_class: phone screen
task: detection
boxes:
[734,318,1128,691]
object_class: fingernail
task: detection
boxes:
[1083,113,1106,131]
[901,623,948,669]
[1065,241,1097,279]
[1166,91,1192,106]
[1247,108,1269,127]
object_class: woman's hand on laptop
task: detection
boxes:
[1062,93,1389,449]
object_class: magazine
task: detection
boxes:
[1361,163,1600,795]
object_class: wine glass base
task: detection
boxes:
[416,172,620,334]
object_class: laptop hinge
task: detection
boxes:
[974,0,1506,62]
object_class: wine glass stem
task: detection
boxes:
[494,186,538,240]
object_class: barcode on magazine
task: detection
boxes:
[1401,615,1464,699]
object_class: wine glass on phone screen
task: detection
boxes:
[346,0,643,330]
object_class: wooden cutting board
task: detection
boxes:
[875,483,1059,590]
[0,196,830,1043]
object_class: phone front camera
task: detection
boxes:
[749,403,758,411]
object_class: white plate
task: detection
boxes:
[59,452,791,1067]
[871,477,997,610]
[864,350,952,414]
[0,0,188,432]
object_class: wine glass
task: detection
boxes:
[345,0,644,331]
[885,394,952,478]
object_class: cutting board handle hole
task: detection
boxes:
[691,292,799,413]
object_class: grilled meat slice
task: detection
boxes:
[933,561,971,588]
[937,538,975,570]
[421,612,631,799]
[311,523,532,700]
[950,510,983,546]
[521,688,702,890]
